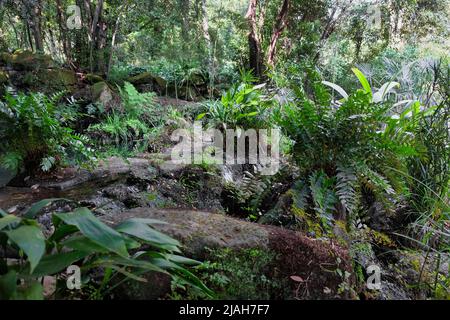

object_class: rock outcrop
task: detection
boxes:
[101,207,354,299]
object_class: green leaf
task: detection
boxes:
[63,236,110,254]
[352,68,372,97]
[0,270,17,300]
[90,255,165,274]
[166,254,201,266]
[196,112,207,120]
[5,225,45,273]
[55,208,129,257]
[24,198,65,219]
[115,219,180,249]
[322,81,349,99]
[15,281,43,300]
[0,214,21,230]
[32,251,89,277]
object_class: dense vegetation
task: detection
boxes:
[0,0,448,300]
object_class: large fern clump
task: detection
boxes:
[88,82,160,153]
[0,91,95,174]
[274,67,432,234]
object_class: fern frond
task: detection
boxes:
[336,165,359,216]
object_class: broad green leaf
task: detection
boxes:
[166,254,201,266]
[0,214,20,230]
[55,208,129,257]
[322,81,349,99]
[31,251,89,277]
[126,218,168,226]
[90,255,165,274]
[373,81,400,103]
[115,219,180,248]
[352,68,372,97]
[63,236,110,254]
[109,265,147,282]
[5,225,45,273]
[24,198,65,219]
[0,270,17,300]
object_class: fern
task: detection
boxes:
[309,171,337,231]
[336,165,359,217]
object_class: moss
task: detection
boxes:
[2,50,56,70]
[127,71,167,88]
[170,248,288,300]
[85,73,104,84]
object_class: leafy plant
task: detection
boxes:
[88,82,162,153]
[0,200,211,300]
[275,67,433,232]
[0,92,95,174]
[198,70,271,129]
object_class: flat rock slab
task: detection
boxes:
[26,157,154,191]
[102,208,353,299]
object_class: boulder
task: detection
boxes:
[91,81,114,107]
[0,167,16,188]
[37,69,77,90]
[127,72,167,93]
[85,73,104,84]
[101,208,354,299]
[24,157,154,191]
[0,50,56,70]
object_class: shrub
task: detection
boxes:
[0,92,95,174]
[0,200,211,300]
[198,70,272,129]
[88,82,161,153]
[274,67,432,234]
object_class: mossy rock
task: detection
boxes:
[127,71,154,85]
[85,73,104,84]
[127,71,167,88]
[0,167,16,188]
[91,81,114,106]
[0,50,56,70]
[103,208,354,299]
[37,69,77,90]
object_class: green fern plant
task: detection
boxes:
[0,92,95,174]
[276,67,433,230]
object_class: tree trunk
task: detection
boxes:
[246,0,263,79]
[88,0,107,74]
[266,0,289,68]
[26,0,44,52]
[201,0,214,93]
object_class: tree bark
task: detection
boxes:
[89,0,105,73]
[246,0,263,79]
[266,0,289,68]
[201,0,214,93]
[56,0,74,66]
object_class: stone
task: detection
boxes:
[127,72,167,94]
[38,69,77,90]
[0,167,16,188]
[102,207,354,299]
[0,50,56,70]
[91,81,114,107]
[85,73,104,84]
